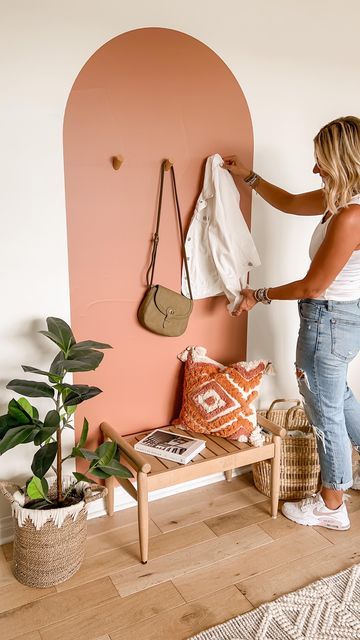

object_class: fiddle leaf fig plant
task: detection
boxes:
[0,317,132,508]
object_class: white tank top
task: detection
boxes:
[309,194,360,300]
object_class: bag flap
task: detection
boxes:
[154,285,192,318]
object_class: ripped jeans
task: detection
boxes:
[296,298,360,490]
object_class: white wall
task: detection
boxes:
[1,0,360,526]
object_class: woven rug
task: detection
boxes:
[189,563,360,639]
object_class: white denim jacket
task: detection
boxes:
[181,154,261,312]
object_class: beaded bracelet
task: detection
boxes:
[254,288,272,304]
[244,171,261,189]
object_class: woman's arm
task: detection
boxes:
[233,205,360,314]
[223,155,325,215]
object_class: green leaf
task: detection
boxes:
[63,384,102,407]
[50,352,65,376]
[95,442,117,466]
[33,410,60,445]
[0,414,20,439]
[94,441,117,467]
[22,365,51,376]
[47,317,75,349]
[44,410,60,430]
[32,419,44,428]
[6,379,54,398]
[60,387,78,409]
[89,467,111,478]
[27,476,49,501]
[64,349,104,372]
[74,447,98,461]
[0,426,39,454]
[78,418,89,448]
[22,365,61,383]
[63,358,103,372]
[66,405,77,416]
[48,352,104,374]
[58,384,70,395]
[62,384,90,394]
[17,397,35,418]
[73,472,92,483]
[63,421,74,430]
[34,427,58,445]
[39,330,65,350]
[8,398,34,425]
[39,317,76,353]
[99,459,133,478]
[70,341,112,350]
[31,442,58,478]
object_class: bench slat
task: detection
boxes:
[204,433,242,453]
[119,424,268,478]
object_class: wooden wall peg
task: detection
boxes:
[112,155,124,170]
[163,159,173,171]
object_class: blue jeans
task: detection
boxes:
[296,298,360,490]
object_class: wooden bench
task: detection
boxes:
[100,414,286,564]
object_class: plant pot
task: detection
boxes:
[0,477,107,588]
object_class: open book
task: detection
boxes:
[134,429,206,465]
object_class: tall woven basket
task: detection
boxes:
[0,478,107,588]
[253,399,321,500]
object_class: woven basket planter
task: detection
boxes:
[253,399,321,500]
[0,477,107,588]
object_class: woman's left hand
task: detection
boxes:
[231,288,258,316]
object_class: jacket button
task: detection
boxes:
[248,262,253,267]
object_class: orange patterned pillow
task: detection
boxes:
[173,346,273,445]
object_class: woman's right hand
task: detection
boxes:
[223,155,251,180]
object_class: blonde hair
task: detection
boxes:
[314,116,360,214]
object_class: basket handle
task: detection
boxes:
[266,398,301,418]
[83,483,108,504]
[284,405,305,428]
[0,481,23,504]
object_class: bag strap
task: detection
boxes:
[146,161,193,299]
[146,161,165,289]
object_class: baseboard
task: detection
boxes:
[86,465,251,520]
[0,466,251,544]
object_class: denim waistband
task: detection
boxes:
[299,298,360,310]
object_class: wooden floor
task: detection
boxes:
[1,472,360,640]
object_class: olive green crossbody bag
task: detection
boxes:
[137,160,193,337]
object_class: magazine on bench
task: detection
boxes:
[134,428,206,464]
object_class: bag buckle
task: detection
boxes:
[163,307,175,327]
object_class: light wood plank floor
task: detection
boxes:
[1,472,360,640]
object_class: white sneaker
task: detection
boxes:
[282,492,350,530]
[352,462,360,490]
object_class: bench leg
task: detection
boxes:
[105,476,115,516]
[225,469,233,482]
[271,434,281,518]
[137,471,149,564]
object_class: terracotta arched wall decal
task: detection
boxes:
[63,27,253,447]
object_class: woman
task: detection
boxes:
[224,115,360,531]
